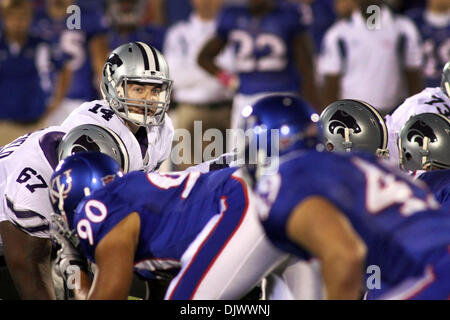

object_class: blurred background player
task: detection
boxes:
[32,0,109,126]
[197,0,321,142]
[319,0,424,116]
[163,0,234,171]
[385,61,450,166]
[0,0,57,145]
[406,0,449,89]
[106,0,166,52]
[282,0,336,107]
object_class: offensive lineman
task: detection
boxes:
[385,61,450,166]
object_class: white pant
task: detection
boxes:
[265,256,324,300]
[164,175,324,300]
[164,177,288,300]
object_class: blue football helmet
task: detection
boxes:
[239,94,322,180]
[49,152,123,247]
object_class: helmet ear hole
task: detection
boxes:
[326,143,334,152]
[405,152,412,161]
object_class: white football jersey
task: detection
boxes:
[0,127,67,244]
[385,87,450,165]
[60,100,174,172]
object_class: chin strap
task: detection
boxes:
[420,136,430,168]
[375,148,390,159]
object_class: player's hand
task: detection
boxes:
[52,231,88,282]
[51,215,88,282]
[216,70,240,92]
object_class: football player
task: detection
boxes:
[0,124,133,299]
[31,0,110,125]
[0,41,174,299]
[48,152,287,300]
[385,61,450,166]
[197,0,321,137]
[243,94,450,299]
[60,41,174,172]
[406,0,449,89]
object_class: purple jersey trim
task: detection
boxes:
[136,127,149,160]
[39,131,65,170]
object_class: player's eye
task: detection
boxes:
[133,86,144,94]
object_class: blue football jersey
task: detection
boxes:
[0,34,48,122]
[216,3,306,94]
[418,169,450,210]
[108,25,166,53]
[281,0,335,51]
[73,167,246,278]
[257,151,450,285]
[31,9,109,101]
[406,8,450,88]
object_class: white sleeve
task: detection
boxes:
[398,16,423,69]
[158,115,175,164]
[184,152,238,173]
[145,115,175,172]
[318,25,343,75]
[3,166,53,239]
